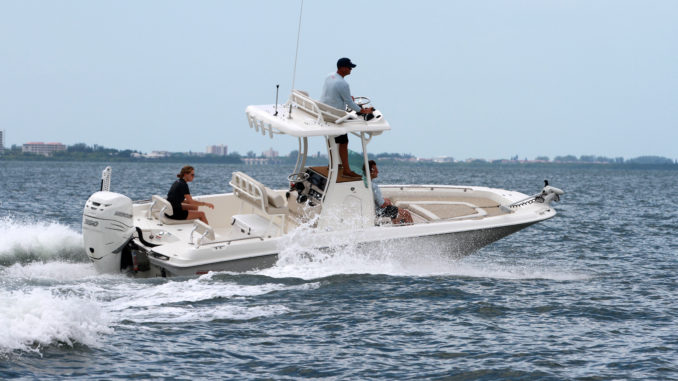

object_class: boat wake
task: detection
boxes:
[0,264,313,356]
[0,217,86,265]
[0,286,112,355]
[0,219,586,357]
[98,272,312,324]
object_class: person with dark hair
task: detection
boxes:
[320,57,375,178]
[166,165,214,224]
[365,160,413,225]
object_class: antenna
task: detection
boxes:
[291,0,304,91]
[274,84,279,116]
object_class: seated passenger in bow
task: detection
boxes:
[364,160,413,225]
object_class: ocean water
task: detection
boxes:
[0,161,676,380]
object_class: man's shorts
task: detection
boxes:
[334,134,349,144]
[376,205,399,219]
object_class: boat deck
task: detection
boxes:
[135,181,515,250]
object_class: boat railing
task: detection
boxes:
[289,90,357,125]
[229,171,287,234]
[190,220,215,248]
[382,184,475,192]
[194,235,266,249]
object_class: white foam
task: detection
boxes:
[119,304,290,324]
[263,250,589,280]
[97,273,316,324]
[0,271,313,354]
[428,261,591,281]
[1,262,98,282]
[0,217,84,263]
[259,229,590,281]
[0,288,112,355]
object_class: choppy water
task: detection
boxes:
[1,161,676,380]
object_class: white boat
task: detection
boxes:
[82,90,563,277]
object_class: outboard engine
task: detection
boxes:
[507,180,565,210]
[536,180,564,205]
[82,191,134,273]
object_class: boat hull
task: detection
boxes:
[144,221,536,276]
[150,252,279,277]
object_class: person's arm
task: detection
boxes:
[338,82,362,112]
[183,194,215,209]
[373,183,389,208]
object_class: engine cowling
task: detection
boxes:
[82,191,134,273]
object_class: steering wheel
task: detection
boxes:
[353,96,371,107]
[287,172,309,182]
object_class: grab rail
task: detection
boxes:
[289,90,357,125]
[200,235,266,246]
[190,220,215,248]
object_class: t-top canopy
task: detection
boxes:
[245,90,391,139]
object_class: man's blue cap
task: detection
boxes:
[337,57,357,68]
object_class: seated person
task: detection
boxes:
[364,160,413,225]
[166,165,214,224]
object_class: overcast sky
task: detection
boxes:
[1,1,676,160]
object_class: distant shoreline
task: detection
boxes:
[2,157,677,170]
[1,144,675,167]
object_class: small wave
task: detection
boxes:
[0,288,112,355]
[437,261,591,281]
[0,217,86,265]
[99,273,313,324]
[119,304,290,324]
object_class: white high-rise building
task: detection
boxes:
[22,142,66,156]
[206,144,228,156]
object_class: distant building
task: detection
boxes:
[0,129,5,151]
[243,158,268,165]
[262,148,278,158]
[206,144,228,156]
[130,151,170,159]
[22,142,66,156]
[148,151,170,158]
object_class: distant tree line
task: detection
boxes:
[541,155,675,165]
[0,143,675,166]
[0,143,243,163]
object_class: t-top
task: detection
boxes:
[167,178,190,214]
[319,72,361,112]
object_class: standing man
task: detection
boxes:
[320,57,375,178]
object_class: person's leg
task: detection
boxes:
[391,207,413,224]
[399,208,413,224]
[338,143,360,177]
[182,203,198,211]
[182,204,208,224]
[187,210,209,224]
